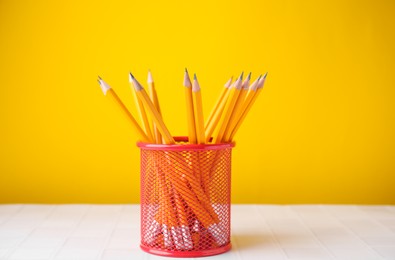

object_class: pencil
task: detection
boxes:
[147,70,163,144]
[213,72,244,143]
[159,161,216,228]
[191,73,210,199]
[192,74,205,144]
[98,77,150,143]
[184,69,197,144]
[129,73,175,144]
[173,189,193,249]
[205,77,233,142]
[205,77,232,131]
[223,73,251,141]
[228,73,267,141]
[131,74,154,142]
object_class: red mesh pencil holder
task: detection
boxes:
[137,136,235,257]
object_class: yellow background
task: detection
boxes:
[1,0,394,204]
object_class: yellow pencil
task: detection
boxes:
[129,73,175,144]
[147,70,162,144]
[131,73,154,142]
[192,74,209,198]
[229,73,267,141]
[192,74,205,144]
[213,72,244,143]
[205,77,233,131]
[224,73,254,141]
[98,77,150,143]
[184,69,197,144]
[205,78,233,143]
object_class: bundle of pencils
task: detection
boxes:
[98,69,267,249]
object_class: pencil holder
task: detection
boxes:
[137,136,235,257]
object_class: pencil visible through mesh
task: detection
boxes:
[140,147,232,252]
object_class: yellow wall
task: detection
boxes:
[1,0,394,204]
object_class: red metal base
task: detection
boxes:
[140,243,232,258]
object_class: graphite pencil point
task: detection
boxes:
[183,69,192,87]
[262,72,268,79]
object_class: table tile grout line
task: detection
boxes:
[253,205,288,259]
[320,205,385,259]
[50,205,90,260]
[2,205,56,260]
[96,205,124,260]
[290,205,337,259]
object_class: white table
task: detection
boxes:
[0,205,394,259]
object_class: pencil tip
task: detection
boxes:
[128,72,134,83]
[192,74,200,92]
[258,72,268,89]
[147,70,154,83]
[239,72,244,80]
[224,76,233,88]
[263,72,268,79]
[183,69,192,87]
[247,72,251,80]
[98,78,111,95]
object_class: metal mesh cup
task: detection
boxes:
[137,136,235,257]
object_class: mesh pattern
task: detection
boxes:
[140,143,232,255]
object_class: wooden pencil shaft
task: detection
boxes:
[136,88,175,144]
[148,81,163,144]
[129,73,174,144]
[132,88,154,142]
[223,88,248,141]
[205,78,232,129]
[225,90,256,142]
[213,78,242,143]
[192,85,205,144]
[205,87,231,142]
[184,70,197,144]
[229,87,263,141]
[185,87,197,144]
[228,74,267,141]
[224,76,256,141]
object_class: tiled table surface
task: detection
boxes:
[0,205,395,259]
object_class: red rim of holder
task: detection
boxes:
[137,136,235,151]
